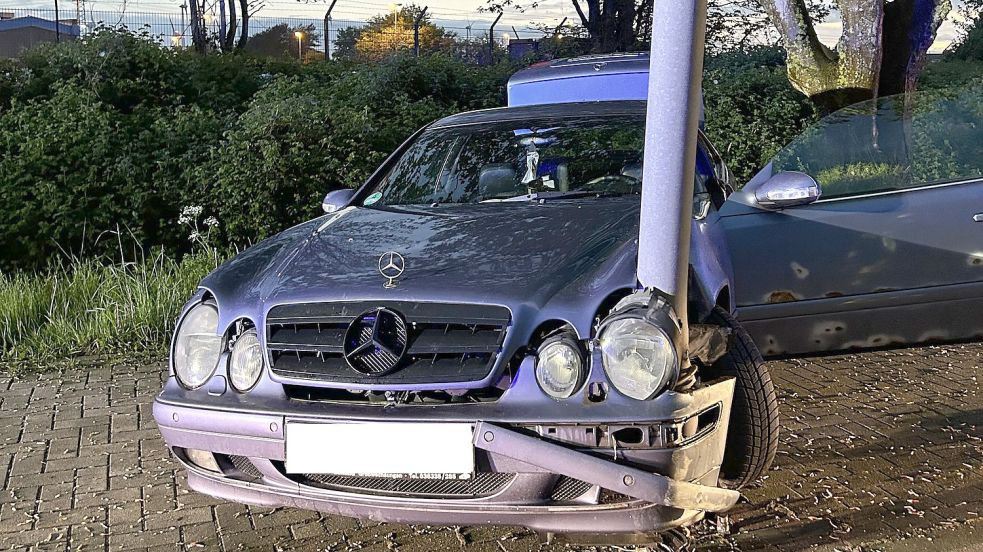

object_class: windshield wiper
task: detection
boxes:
[481,190,632,203]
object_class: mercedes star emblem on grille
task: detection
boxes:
[378,252,405,289]
[342,308,409,376]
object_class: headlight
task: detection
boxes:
[229,329,264,392]
[173,302,222,390]
[535,336,585,399]
[599,317,678,400]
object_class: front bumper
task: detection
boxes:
[153,355,739,536]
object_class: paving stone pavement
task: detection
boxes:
[1,343,980,552]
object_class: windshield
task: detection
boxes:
[768,83,983,200]
[361,117,645,206]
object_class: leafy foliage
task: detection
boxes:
[335,4,455,62]
[0,30,513,270]
[703,47,819,183]
[246,23,322,61]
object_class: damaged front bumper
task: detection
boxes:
[152,359,738,536]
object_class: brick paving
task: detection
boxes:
[0,344,980,551]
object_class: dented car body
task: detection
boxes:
[723,91,983,355]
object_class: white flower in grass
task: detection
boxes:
[204,216,219,228]
[189,230,201,242]
[182,205,204,218]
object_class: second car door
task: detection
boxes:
[719,88,983,356]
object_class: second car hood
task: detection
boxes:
[259,199,641,308]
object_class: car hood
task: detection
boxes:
[201,199,642,337]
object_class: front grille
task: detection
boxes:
[297,472,516,499]
[266,301,511,385]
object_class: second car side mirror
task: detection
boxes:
[754,171,821,209]
[322,189,355,214]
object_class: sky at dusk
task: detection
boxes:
[0,0,969,52]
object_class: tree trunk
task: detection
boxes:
[572,0,637,52]
[758,0,951,112]
[879,0,950,95]
[224,0,237,52]
[236,0,250,50]
[189,0,207,52]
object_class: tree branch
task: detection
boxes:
[571,0,589,27]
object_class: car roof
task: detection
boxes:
[508,52,652,88]
[502,52,704,127]
[430,100,647,129]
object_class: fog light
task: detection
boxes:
[229,329,264,393]
[535,334,585,399]
[185,448,221,473]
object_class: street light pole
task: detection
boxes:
[413,6,427,57]
[488,11,502,64]
[295,30,304,61]
[324,0,338,60]
[54,0,60,42]
[638,0,708,352]
[180,3,187,46]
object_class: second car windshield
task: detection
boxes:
[362,117,646,206]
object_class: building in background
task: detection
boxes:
[0,15,80,58]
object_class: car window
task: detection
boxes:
[769,83,983,200]
[364,117,647,206]
[695,145,713,194]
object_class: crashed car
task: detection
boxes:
[153,55,781,540]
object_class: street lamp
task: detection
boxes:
[294,30,304,61]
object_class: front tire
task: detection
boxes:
[699,307,780,489]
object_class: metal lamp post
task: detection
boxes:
[295,30,304,61]
[324,0,338,60]
[638,0,708,353]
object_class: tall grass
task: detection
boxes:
[0,250,219,370]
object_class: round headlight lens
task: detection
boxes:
[229,329,264,393]
[173,303,222,390]
[535,338,584,399]
[599,318,677,400]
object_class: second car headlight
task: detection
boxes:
[173,302,222,390]
[535,335,585,399]
[229,329,264,392]
[598,317,678,400]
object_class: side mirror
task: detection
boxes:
[322,189,355,214]
[754,171,821,209]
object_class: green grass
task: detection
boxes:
[0,251,220,371]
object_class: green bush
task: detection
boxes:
[0,30,514,270]
[703,47,819,184]
[195,55,513,244]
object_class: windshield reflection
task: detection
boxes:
[769,84,983,199]
[363,117,647,206]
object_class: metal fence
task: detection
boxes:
[0,6,518,52]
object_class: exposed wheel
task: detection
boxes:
[699,306,779,489]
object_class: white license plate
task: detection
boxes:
[285,422,475,476]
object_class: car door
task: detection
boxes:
[719,88,983,356]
